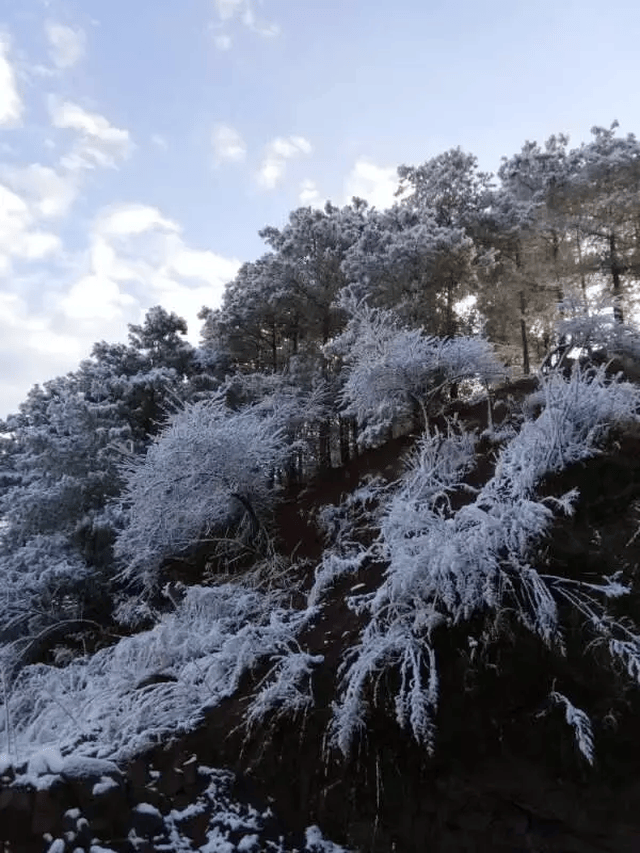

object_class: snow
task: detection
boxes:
[115,390,292,590]
[305,825,351,851]
[0,584,308,767]
[134,802,162,817]
[329,367,640,757]
[92,776,120,795]
[61,755,120,780]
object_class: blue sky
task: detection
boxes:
[1,0,640,416]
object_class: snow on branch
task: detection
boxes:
[330,367,640,757]
[115,391,291,590]
[327,294,507,446]
[0,584,308,764]
[549,690,595,765]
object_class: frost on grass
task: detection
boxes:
[549,690,594,765]
[246,650,324,728]
[309,479,386,608]
[0,584,308,764]
[330,367,640,757]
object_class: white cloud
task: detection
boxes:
[16,230,61,261]
[213,33,232,50]
[344,158,398,209]
[59,272,137,321]
[56,202,241,338]
[4,163,77,218]
[0,35,22,126]
[0,196,240,416]
[212,124,247,164]
[49,97,133,170]
[168,245,239,282]
[45,22,86,69]
[0,183,61,274]
[0,290,90,416]
[151,133,168,150]
[96,204,178,237]
[215,0,245,21]
[211,0,280,45]
[299,179,324,207]
[257,135,313,190]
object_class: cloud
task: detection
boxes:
[0,290,89,416]
[212,124,247,164]
[0,35,22,126]
[0,183,61,275]
[151,133,168,150]
[45,22,86,69]
[343,158,399,209]
[49,97,133,170]
[213,33,232,50]
[257,136,312,190]
[215,0,245,21]
[57,202,240,336]
[0,198,241,416]
[299,179,324,207]
[211,0,280,47]
[96,204,178,237]
[4,163,77,218]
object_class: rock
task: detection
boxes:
[131,802,165,839]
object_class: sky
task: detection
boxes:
[1,0,640,416]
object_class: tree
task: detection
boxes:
[329,367,640,758]
[557,122,640,324]
[481,135,572,372]
[0,307,199,661]
[115,391,292,591]
[396,147,494,335]
[327,293,506,447]
[341,205,474,335]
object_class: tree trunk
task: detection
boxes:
[575,226,589,307]
[445,278,457,337]
[318,418,331,470]
[609,232,624,324]
[339,416,351,467]
[520,290,530,375]
[271,324,278,372]
[350,417,359,457]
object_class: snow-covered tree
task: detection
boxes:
[328,294,506,446]
[0,307,201,663]
[341,205,475,334]
[559,122,640,324]
[115,391,293,591]
[480,134,573,373]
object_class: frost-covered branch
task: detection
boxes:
[115,391,291,590]
[330,367,640,757]
[327,296,507,446]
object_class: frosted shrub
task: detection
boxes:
[327,294,507,446]
[0,584,307,763]
[330,367,640,758]
[115,391,290,590]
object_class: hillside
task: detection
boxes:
[3,121,640,851]
[3,367,640,852]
